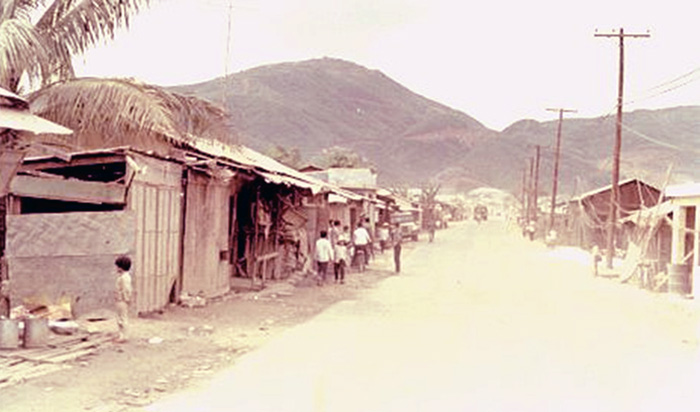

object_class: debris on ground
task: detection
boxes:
[49,320,80,335]
[186,325,215,337]
[0,332,112,389]
[179,293,207,308]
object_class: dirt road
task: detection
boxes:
[145,220,700,412]
[1,241,399,411]
[5,221,700,411]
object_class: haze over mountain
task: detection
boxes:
[173,58,700,198]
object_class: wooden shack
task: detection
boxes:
[4,141,345,316]
[567,178,661,249]
[6,148,182,315]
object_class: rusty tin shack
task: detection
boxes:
[4,141,339,316]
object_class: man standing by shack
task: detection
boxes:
[114,255,132,343]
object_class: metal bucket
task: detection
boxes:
[23,318,49,348]
[0,318,20,349]
[668,264,690,295]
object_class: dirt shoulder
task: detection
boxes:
[1,245,406,412]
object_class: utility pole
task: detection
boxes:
[546,108,577,232]
[595,28,650,268]
[521,166,527,220]
[528,157,534,222]
[533,145,541,222]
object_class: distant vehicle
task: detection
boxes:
[391,211,420,241]
[474,205,488,223]
[399,222,419,241]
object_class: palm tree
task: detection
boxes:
[1,1,230,151]
[1,0,149,93]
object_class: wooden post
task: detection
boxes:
[251,187,260,288]
[692,206,700,297]
[671,205,687,266]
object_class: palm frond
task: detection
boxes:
[0,0,44,21]
[41,0,149,58]
[36,0,74,29]
[162,91,230,141]
[26,78,232,152]
[0,17,49,90]
[27,77,181,150]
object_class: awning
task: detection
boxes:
[258,171,325,194]
[328,193,348,204]
[0,106,73,135]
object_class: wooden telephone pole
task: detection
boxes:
[533,145,541,221]
[528,157,534,221]
[595,28,650,268]
[521,166,527,219]
[546,108,576,232]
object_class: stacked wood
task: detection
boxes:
[0,332,111,389]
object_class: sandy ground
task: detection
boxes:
[5,220,700,412]
[143,220,700,412]
[1,240,404,412]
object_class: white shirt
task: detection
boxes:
[315,238,334,263]
[335,232,349,263]
[353,227,371,246]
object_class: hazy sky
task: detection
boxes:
[75,0,700,130]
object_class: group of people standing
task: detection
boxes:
[314,219,402,286]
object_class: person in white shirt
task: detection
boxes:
[377,223,390,253]
[334,225,350,284]
[315,230,334,286]
[352,222,371,267]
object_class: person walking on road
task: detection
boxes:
[334,225,350,284]
[352,221,371,269]
[315,230,334,286]
[391,224,402,273]
[377,223,390,253]
[114,255,133,343]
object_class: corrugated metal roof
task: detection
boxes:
[0,106,73,135]
[187,139,366,199]
[571,178,652,201]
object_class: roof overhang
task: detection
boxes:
[0,106,73,135]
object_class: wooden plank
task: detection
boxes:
[255,251,279,262]
[10,175,126,205]
[20,154,125,172]
[0,363,67,389]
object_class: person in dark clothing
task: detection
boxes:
[391,224,402,273]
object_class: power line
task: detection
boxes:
[620,122,700,154]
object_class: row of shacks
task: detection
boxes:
[1,138,417,317]
[555,177,700,296]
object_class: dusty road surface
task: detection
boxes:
[144,220,700,412]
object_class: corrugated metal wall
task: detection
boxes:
[128,154,183,314]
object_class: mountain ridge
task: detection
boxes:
[171,58,700,196]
